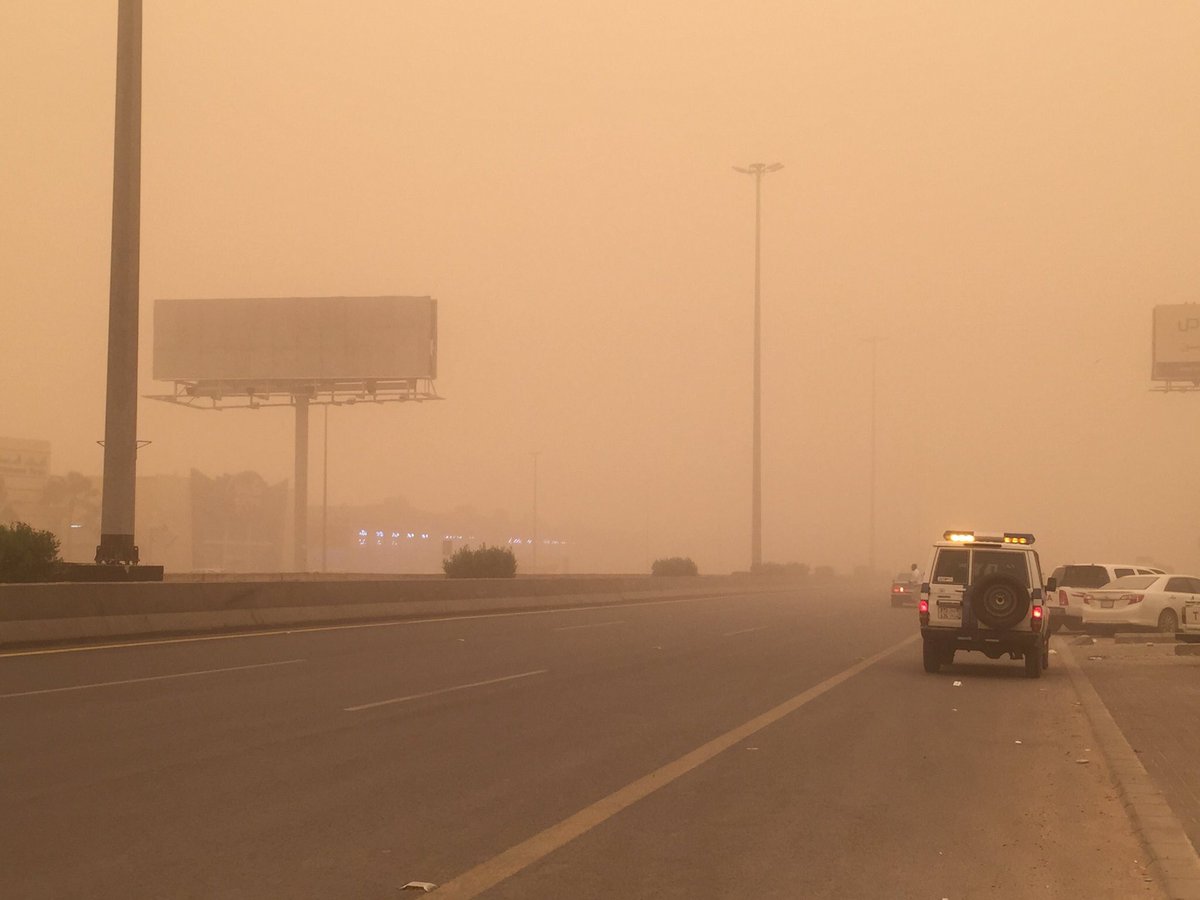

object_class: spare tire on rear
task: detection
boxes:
[968,575,1030,630]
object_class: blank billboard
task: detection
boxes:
[154,296,437,384]
[1152,304,1200,383]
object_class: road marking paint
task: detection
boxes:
[722,625,769,637]
[432,634,919,899]
[0,658,305,699]
[0,592,780,659]
[552,620,625,631]
[344,669,548,712]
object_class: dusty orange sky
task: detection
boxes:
[2,1,1199,573]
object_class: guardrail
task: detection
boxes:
[0,574,816,648]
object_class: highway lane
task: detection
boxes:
[0,585,1156,898]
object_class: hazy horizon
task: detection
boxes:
[4,1,1199,574]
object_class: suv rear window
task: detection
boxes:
[932,549,969,585]
[1060,565,1110,589]
[971,549,1030,587]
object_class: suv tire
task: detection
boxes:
[969,575,1031,630]
[1024,648,1042,679]
[922,639,942,674]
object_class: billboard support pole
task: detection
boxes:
[294,393,310,571]
[97,0,143,565]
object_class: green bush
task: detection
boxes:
[443,544,517,578]
[0,521,61,583]
[651,556,698,576]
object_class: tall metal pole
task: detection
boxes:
[322,402,329,573]
[293,394,310,571]
[97,0,143,565]
[868,337,878,574]
[734,162,782,572]
[531,451,540,574]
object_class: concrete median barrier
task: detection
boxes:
[0,574,818,648]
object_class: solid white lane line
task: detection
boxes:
[431,634,919,900]
[552,620,625,631]
[344,669,549,712]
[0,593,777,659]
[0,658,305,699]
[722,626,770,637]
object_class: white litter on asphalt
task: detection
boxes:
[1075,759,1090,764]
[401,882,437,892]
[1049,649,1058,655]
[952,680,962,687]
[1015,740,1022,744]
[746,746,759,751]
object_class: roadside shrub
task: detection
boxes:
[651,556,698,576]
[0,522,61,583]
[443,544,517,578]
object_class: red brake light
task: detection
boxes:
[1032,606,1043,619]
[918,599,929,613]
[1031,605,1044,633]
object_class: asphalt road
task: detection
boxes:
[1,585,1158,899]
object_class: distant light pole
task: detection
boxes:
[733,162,783,571]
[531,451,540,574]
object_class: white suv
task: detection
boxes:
[1045,563,1166,632]
[920,531,1050,679]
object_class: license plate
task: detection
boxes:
[1101,600,1114,609]
[937,606,959,620]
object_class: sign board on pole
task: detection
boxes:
[1152,304,1200,384]
[153,296,437,385]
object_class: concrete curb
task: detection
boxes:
[1060,642,1200,899]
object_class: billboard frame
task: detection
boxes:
[1151,303,1200,392]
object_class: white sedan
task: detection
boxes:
[1081,573,1200,632]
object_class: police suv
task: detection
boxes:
[919,531,1052,679]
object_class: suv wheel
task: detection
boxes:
[970,575,1031,630]
[1024,648,1042,679]
[922,639,942,674]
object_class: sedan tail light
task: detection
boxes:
[1121,593,1144,605]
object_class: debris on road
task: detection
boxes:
[401,883,437,893]
[952,680,962,687]
[1075,759,1090,765]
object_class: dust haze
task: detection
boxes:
[2,1,1199,574]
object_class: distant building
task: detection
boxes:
[0,436,50,520]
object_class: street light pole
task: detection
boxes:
[868,337,878,574]
[733,162,783,572]
[531,451,540,574]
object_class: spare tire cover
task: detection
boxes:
[968,575,1030,630]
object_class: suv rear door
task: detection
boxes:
[929,547,969,626]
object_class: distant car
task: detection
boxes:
[890,573,919,607]
[1045,563,1166,632]
[1079,573,1199,632]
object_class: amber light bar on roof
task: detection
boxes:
[943,530,1036,545]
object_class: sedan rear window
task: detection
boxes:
[1060,565,1110,588]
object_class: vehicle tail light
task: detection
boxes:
[918,598,929,626]
[1059,589,1068,607]
[1031,605,1044,633]
[1082,593,1092,606]
[1122,593,1144,605]
[892,586,902,593]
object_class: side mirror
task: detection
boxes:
[1046,577,1057,593]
